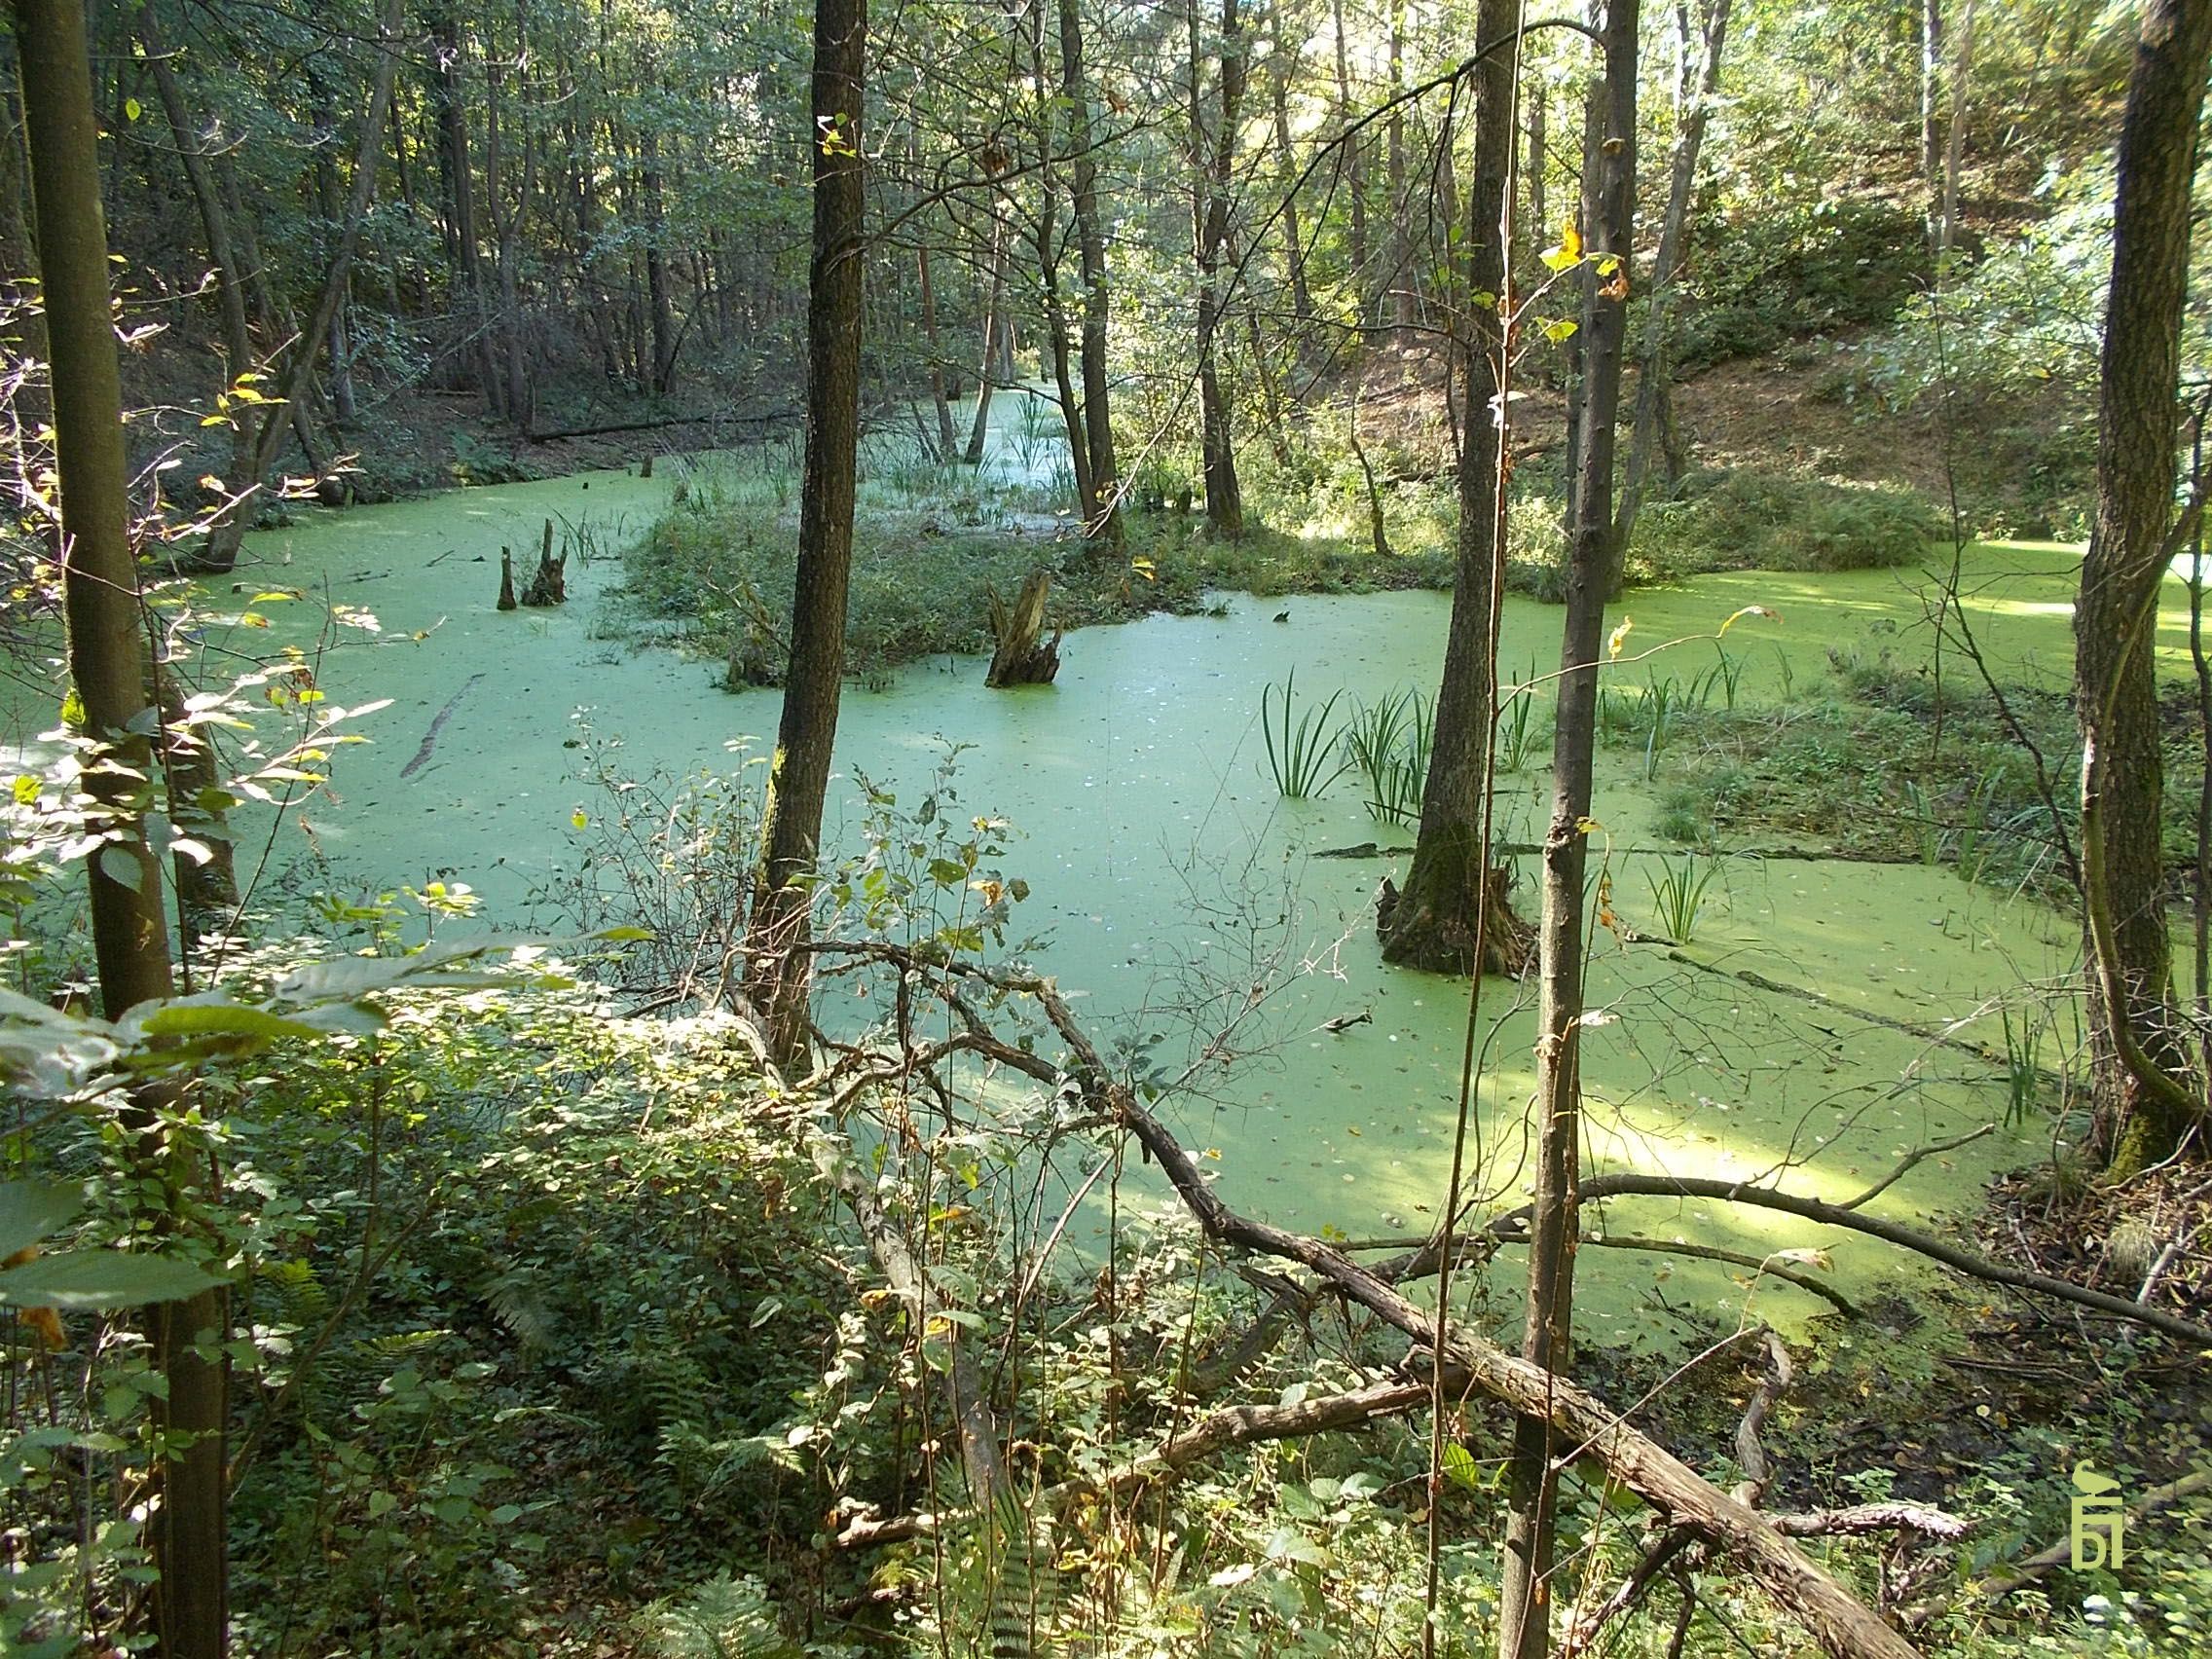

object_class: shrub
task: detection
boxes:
[1631,466,1940,575]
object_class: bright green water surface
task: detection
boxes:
[60,469,2212,1346]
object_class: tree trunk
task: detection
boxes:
[1938,0,1974,256]
[1614,0,1730,570]
[18,11,229,1658]
[2075,0,2212,1174]
[433,9,499,414]
[965,216,1006,465]
[1057,0,1123,543]
[1331,0,1366,350]
[1498,5,1635,1655]
[1267,0,1312,331]
[142,14,260,570]
[985,569,1062,686]
[1921,0,1943,242]
[1378,0,1530,980]
[1386,1,1412,329]
[1194,0,1245,536]
[745,0,866,1071]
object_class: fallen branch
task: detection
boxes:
[1571,1171,2212,1346]
[1579,1234,1862,1318]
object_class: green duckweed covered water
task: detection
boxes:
[43,468,2212,1347]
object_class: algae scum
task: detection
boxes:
[162,461,2203,1346]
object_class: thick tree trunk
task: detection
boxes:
[1614,0,1730,571]
[745,0,866,1071]
[18,10,229,1657]
[1379,0,1530,980]
[1057,0,1123,543]
[1498,5,1635,1656]
[2076,0,2212,1174]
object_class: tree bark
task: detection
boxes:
[964,214,1006,465]
[1330,0,1366,348]
[1194,0,1245,536]
[1266,0,1312,331]
[745,0,866,1071]
[2075,0,2212,1173]
[1614,0,1730,567]
[1379,0,1530,980]
[1057,0,1123,543]
[1499,4,1635,1655]
[18,9,229,1656]
[1937,0,1974,257]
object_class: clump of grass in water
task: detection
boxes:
[1343,687,1435,823]
[1645,853,1721,943]
[1497,675,1549,773]
[1261,670,1350,799]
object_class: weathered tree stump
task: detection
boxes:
[985,569,1061,687]
[497,548,517,609]
[520,518,566,606]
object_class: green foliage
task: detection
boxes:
[1674,197,1931,371]
[1260,671,1349,800]
[1630,466,1941,576]
[1343,687,1434,823]
[1643,854,1722,944]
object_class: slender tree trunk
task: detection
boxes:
[1921,0,1944,243]
[745,0,866,1071]
[1057,0,1123,543]
[1331,0,1366,347]
[1498,6,1635,1656]
[1938,0,1974,256]
[2075,0,2212,1174]
[18,13,230,1659]
[1528,88,1546,241]
[1614,0,1730,571]
[1267,1,1312,331]
[1195,0,1245,536]
[1386,1,1413,329]
[433,9,499,413]
[965,215,1006,465]
[1380,0,1530,978]
[917,238,958,452]
[311,67,359,425]
[143,17,260,568]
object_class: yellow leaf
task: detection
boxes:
[571,810,589,830]
[1717,604,1780,635]
[1607,617,1633,660]
[1575,815,1604,835]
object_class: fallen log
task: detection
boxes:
[808,944,1921,1659]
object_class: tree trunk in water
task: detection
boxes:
[745,0,866,1072]
[985,569,1062,686]
[1195,0,1244,536]
[1614,0,1730,573]
[18,9,229,1656]
[1498,5,1635,1655]
[1057,0,1122,544]
[965,217,1005,465]
[1377,0,1530,979]
[2075,0,2212,1174]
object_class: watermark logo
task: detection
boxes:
[2070,1463,2124,1569]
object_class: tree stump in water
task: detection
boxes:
[520,518,567,606]
[1378,861,1533,977]
[985,569,1061,686]
[497,549,517,610]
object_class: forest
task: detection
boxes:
[1,0,2210,1653]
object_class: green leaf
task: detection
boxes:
[1540,317,1579,344]
[95,845,144,893]
[0,1182,82,1261]
[1441,1442,1480,1492]
[140,1000,325,1043]
[0,1248,223,1309]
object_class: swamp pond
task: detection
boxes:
[37,457,2212,1351]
